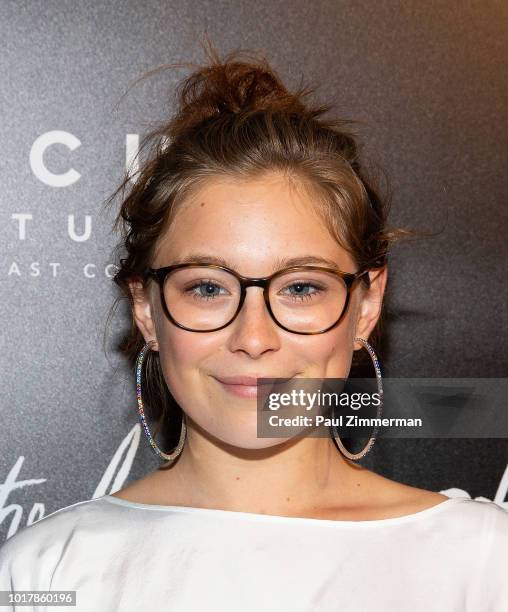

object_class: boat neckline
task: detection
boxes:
[101,494,468,527]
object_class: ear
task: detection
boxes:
[127,278,159,352]
[353,267,388,351]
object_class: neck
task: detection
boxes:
[155,416,371,516]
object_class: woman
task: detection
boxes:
[1,44,507,611]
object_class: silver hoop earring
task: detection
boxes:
[135,339,187,462]
[333,336,383,461]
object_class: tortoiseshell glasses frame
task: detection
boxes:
[147,263,371,335]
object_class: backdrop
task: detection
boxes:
[1,0,507,543]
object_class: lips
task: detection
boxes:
[212,374,295,399]
[214,375,294,386]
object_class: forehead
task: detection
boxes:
[153,173,355,274]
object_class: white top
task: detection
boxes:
[0,494,507,611]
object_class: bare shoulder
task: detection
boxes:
[109,479,156,504]
[358,468,449,516]
[110,468,182,506]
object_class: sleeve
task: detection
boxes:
[0,498,96,611]
[0,534,21,611]
[0,517,67,592]
[468,502,508,610]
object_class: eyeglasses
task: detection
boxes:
[147,263,370,335]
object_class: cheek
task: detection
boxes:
[295,313,356,379]
[154,314,229,427]
[152,299,204,379]
[157,326,210,396]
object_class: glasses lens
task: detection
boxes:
[269,269,348,333]
[164,267,240,330]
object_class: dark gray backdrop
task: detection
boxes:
[1,0,507,543]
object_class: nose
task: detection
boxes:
[227,286,281,357]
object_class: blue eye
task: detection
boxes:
[280,282,324,301]
[186,281,228,300]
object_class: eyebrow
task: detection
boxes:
[168,253,345,272]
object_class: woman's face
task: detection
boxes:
[132,172,386,449]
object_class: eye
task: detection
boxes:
[185,280,229,300]
[279,281,324,302]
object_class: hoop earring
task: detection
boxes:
[135,339,187,462]
[333,336,383,461]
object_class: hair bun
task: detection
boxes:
[169,44,312,138]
